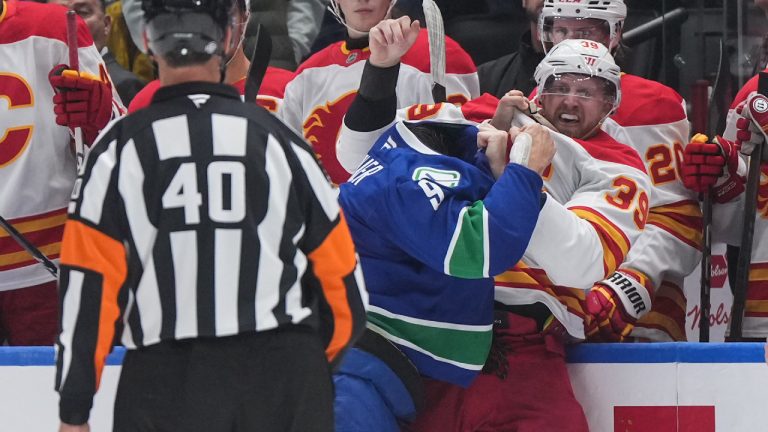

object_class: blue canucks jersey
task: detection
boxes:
[339,121,543,386]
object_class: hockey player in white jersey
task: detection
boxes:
[0,0,123,346]
[336,17,650,430]
[280,0,479,184]
[533,0,701,342]
[683,77,768,340]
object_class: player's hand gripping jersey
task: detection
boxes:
[0,0,124,291]
[601,74,701,341]
[712,73,768,338]
[280,28,479,184]
[338,101,651,343]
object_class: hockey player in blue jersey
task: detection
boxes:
[333,18,556,431]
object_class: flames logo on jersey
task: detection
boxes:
[302,91,357,183]
[758,165,768,219]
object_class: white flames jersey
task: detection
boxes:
[280,29,479,184]
[0,0,124,291]
[602,74,701,341]
[716,72,768,338]
[337,99,651,340]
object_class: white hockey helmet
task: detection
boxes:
[534,39,622,114]
[538,0,627,50]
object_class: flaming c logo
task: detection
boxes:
[0,73,34,168]
[302,91,357,183]
[758,165,768,219]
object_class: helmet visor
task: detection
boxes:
[540,73,617,107]
[541,17,611,47]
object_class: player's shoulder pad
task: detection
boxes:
[611,73,686,126]
[127,80,161,114]
[459,93,499,123]
[730,71,764,109]
[260,66,295,98]
[574,130,647,174]
[1,1,94,47]
[400,29,477,75]
[294,40,362,74]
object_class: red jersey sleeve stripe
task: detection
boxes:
[570,206,631,276]
[647,201,703,251]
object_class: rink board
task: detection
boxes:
[1,343,766,431]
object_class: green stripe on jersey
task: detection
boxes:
[446,201,488,278]
[368,310,491,367]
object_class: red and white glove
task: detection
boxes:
[584,271,651,342]
[736,93,768,161]
[49,64,113,145]
[682,134,745,203]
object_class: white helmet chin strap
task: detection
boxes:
[328,0,397,36]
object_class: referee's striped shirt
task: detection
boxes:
[55,82,367,421]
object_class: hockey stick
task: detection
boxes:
[66,10,85,170]
[243,22,272,104]
[0,214,58,278]
[730,71,768,340]
[695,39,725,342]
[422,0,446,103]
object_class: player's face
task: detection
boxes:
[539,74,614,139]
[337,0,391,33]
[49,0,111,51]
[544,17,611,48]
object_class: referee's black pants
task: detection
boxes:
[113,327,333,432]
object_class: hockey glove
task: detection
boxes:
[584,271,652,342]
[682,134,745,203]
[736,93,768,161]
[49,64,113,145]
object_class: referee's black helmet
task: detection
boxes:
[141,0,238,66]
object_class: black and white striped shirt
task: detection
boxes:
[55,82,367,424]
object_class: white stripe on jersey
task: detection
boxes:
[285,224,312,324]
[212,114,248,156]
[80,139,118,224]
[136,257,162,345]
[59,270,85,390]
[255,135,291,330]
[153,115,191,160]
[121,289,136,347]
[119,140,162,345]
[171,230,198,339]
[352,253,369,309]
[291,142,340,221]
[215,228,243,335]
[444,207,467,276]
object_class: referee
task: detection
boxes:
[55,0,367,431]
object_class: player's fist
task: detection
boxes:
[490,90,531,130]
[737,93,768,161]
[49,64,113,144]
[584,271,651,342]
[508,123,555,176]
[682,134,744,203]
[369,17,421,68]
[476,122,509,179]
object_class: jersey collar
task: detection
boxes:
[153,81,241,105]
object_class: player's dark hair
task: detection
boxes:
[405,123,468,159]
